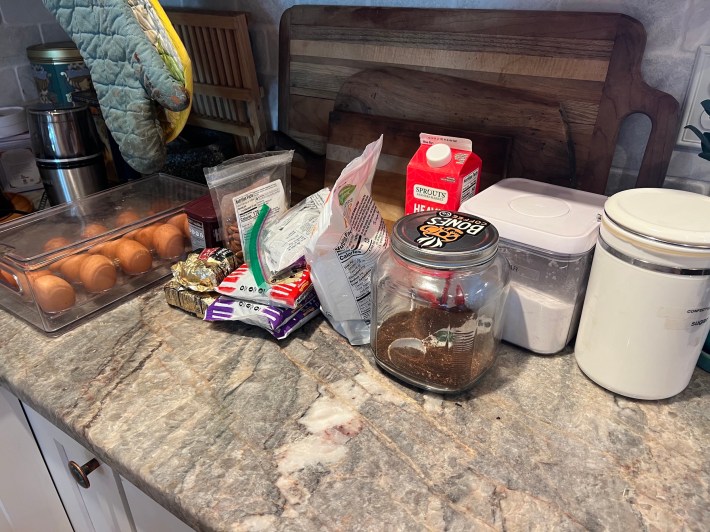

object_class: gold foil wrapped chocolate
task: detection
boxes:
[171,248,239,292]
[163,280,216,318]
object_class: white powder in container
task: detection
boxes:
[502,281,576,354]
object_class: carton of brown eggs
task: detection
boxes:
[0,174,206,334]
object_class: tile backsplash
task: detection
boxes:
[2,0,708,188]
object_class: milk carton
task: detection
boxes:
[405,133,482,214]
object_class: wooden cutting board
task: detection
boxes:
[334,67,575,187]
[325,110,512,228]
[279,6,679,194]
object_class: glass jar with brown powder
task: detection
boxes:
[371,210,509,393]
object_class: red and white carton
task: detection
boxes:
[405,133,482,215]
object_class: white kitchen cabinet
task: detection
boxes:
[22,402,195,532]
[121,477,194,532]
[0,386,72,532]
[23,403,135,532]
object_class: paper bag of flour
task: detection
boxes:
[304,135,389,345]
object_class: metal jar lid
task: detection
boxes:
[391,210,499,269]
[27,41,83,63]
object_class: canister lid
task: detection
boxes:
[604,188,710,248]
[459,178,606,255]
[27,102,88,116]
[27,41,83,62]
[391,210,499,269]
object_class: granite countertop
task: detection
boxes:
[0,287,708,531]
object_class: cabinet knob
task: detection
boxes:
[68,458,100,489]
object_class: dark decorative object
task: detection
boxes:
[684,99,710,161]
[162,126,238,184]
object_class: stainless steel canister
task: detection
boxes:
[35,156,107,205]
[27,103,107,205]
[27,103,103,159]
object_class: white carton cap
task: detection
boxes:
[459,178,607,255]
[426,143,452,168]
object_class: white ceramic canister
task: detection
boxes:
[575,188,710,400]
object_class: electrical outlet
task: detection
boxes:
[678,45,710,148]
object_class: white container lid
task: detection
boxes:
[604,188,710,248]
[459,178,607,255]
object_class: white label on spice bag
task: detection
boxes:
[232,180,287,250]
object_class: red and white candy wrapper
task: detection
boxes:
[204,290,320,340]
[216,264,313,309]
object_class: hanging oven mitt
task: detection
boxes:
[42,0,192,174]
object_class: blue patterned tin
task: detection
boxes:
[27,42,94,105]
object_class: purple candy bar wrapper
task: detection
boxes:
[204,290,320,339]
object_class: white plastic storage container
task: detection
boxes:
[460,178,606,354]
[575,188,710,400]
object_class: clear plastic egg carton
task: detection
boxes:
[0,174,206,334]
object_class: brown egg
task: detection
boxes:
[80,255,116,293]
[134,225,159,250]
[43,237,71,252]
[167,213,189,237]
[32,274,75,313]
[27,269,52,280]
[153,223,185,259]
[115,239,152,275]
[49,257,68,272]
[58,254,88,283]
[82,223,108,239]
[0,269,18,289]
[88,243,103,255]
[5,269,50,296]
[115,210,141,226]
[98,239,124,260]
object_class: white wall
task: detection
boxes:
[3,0,709,188]
[0,0,69,105]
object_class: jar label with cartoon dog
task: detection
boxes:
[394,210,499,255]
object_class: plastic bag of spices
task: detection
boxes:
[304,135,389,345]
[204,151,293,263]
